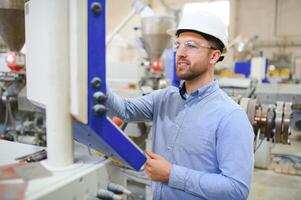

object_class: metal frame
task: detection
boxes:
[74,0,146,171]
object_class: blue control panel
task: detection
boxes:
[73,0,147,171]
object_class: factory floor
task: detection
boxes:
[248,133,301,200]
[249,168,301,200]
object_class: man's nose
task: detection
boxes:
[176,48,187,59]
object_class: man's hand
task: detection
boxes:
[145,151,172,182]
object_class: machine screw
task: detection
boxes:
[91,2,102,15]
[91,77,102,89]
[93,91,107,103]
[92,104,107,116]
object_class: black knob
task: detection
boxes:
[91,2,102,15]
[91,77,102,89]
[92,104,107,116]
[93,92,107,103]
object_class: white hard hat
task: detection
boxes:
[167,12,228,53]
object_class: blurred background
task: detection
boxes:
[0,0,301,199]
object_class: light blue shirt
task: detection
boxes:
[106,80,254,200]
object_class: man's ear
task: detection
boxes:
[209,50,222,64]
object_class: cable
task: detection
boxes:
[254,138,264,153]
[247,86,256,98]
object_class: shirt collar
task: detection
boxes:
[179,80,219,100]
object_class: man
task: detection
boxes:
[106,12,254,200]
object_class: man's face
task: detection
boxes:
[175,32,213,81]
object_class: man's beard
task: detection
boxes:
[176,66,207,81]
[176,70,200,81]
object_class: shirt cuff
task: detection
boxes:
[168,164,188,190]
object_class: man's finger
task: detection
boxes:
[146,150,160,159]
[145,159,151,166]
[145,151,154,158]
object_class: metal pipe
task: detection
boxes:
[106,9,136,46]
[34,0,73,169]
[106,0,147,46]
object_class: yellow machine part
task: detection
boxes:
[268,68,290,76]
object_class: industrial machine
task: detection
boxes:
[139,16,175,91]
[219,77,301,169]
[233,96,292,145]
[220,78,301,141]
[1,0,147,199]
[0,0,46,146]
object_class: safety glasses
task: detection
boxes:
[173,40,217,54]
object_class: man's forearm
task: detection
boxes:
[106,88,155,121]
[106,88,128,119]
[168,164,249,200]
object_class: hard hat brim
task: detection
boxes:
[166,28,227,54]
